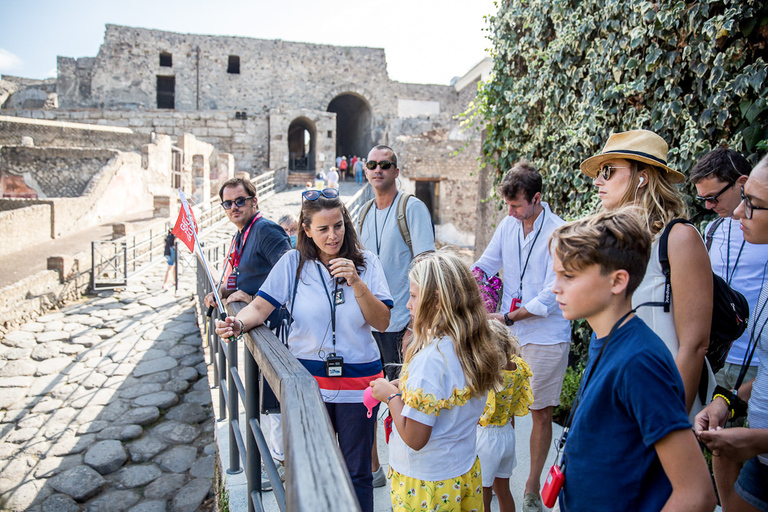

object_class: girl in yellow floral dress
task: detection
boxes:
[476,322,533,512]
[370,250,505,512]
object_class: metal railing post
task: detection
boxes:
[244,343,261,510]
[227,333,241,474]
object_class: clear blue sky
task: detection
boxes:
[0,0,497,85]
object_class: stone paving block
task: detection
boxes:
[49,383,78,400]
[69,388,118,409]
[34,454,83,479]
[3,347,33,360]
[49,465,105,501]
[99,362,136,377]
[194,363,207,377]
[183,390,211,406]
[0,375,33,387]
[143,473,185,500]
[0,478,44,512]
[3,331,37,348]
[84,440,128,474]
[155,445,197,473]
[18,412,46,429]
[133,357,177,377]
[132,349,167,362]
[71,334,101,348]
[127,500,167,512]
[119,382,163,399]
[4,427,38,444]
[77,420,110,435]
[163,379,189,394]
[174,367,199,382]
[31,342,63,360]
[128,436,168,463]
[58,343,86,356]
[170,477,211,512]
[1,454,34,481]
[20,322,45,333]
[168,345,196,358]
[49,434,96,456]
[36,331,70,343]
[42,493,80,512]
[189,456,214,478]
[114,464,163,489]
[117,406,160,426]
[37,312,66,323]
[134,391,179,409]
[85,489,142,511]
[192,378,209,392]
[36,358,72,376]
[32,398,63,413]
[81,372,108,389]
[120,424,143,441]
[84,356,112,369]
[165,323,199,336]
[0,387,27,408]
[43,320,66,331]
[97,399,132,422]
[151,421,199,444]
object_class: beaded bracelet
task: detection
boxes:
[712,393,735,419]
[387,393,402,405]
[237,319,245,335]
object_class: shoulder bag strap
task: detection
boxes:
[357,198,376,234]
[396,193,413,257]
[705,217,725,252]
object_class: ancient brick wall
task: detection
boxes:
[0,204,52,256]
[0,115,147,150]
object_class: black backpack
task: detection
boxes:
[655,219,749,400]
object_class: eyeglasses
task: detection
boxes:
[596,164,631,181]
[365,160,395,170]
[221,196,253,210]
[696,177,739,205]
[740,186,768,220]
[302,188,340,201]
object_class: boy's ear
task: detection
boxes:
[610,269,631,296]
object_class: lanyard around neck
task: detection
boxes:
[725,220,746,285]
[316,263,339,350]
[374,192,397,255]
[734,264,768,391]
[517,208,545,294]
[229,212,262,268]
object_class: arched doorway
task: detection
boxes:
[327,94,372,159]
[288,117,316,171]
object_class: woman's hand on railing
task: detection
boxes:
[215,316,242,341]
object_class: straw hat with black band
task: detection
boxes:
[580,130,686,184]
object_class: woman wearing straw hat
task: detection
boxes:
[580,129,715,420]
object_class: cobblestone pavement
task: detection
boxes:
[0,263,214,512]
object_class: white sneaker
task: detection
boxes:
[372,466,387,488]
[523,492,542,512]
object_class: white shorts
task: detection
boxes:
[476,423,516,487]
[521,342,569,409]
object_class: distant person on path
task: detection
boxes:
[472,160,570,512]
[696,156,768,512]
[204,177,291,488]
[162,230,176,289]
[278,214,298,248]
[369,250,505,512]
[550,209,715,512]
[580,130,714,421]
[339,156,349,181]
[477,321,533,512]
[327,167,339,189]
[216,187,392,512]
[354,157,365,184]
[358,144,435,487]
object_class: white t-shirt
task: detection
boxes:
[327,170,339,187]
[389,336,486,481]
[257,249,393,403]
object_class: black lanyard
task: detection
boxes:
[554,309,635,466]
[725,220,746,285]
[316,263,340,350]
[517,208,545,294]
[734,263,768,392]
[374,193,397,255]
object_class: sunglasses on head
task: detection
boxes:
[696,177,739,205]
[365,160,395,171]
[221,196,253,210]
[302,188,340,201]
[596,164,631,181]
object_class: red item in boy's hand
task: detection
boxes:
[384,413,393,443]
[541,464,565,508]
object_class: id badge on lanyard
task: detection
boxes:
[510,291,522,312]
[226,267,239,291]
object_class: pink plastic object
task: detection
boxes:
[363,387,379,418]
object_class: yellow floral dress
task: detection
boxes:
[478,356,534,427]
[388,336,486,512]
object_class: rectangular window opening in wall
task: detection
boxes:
[157,76,175,109]
[327,130,333,138]
[227,55,240,74]
[159,52,172,67]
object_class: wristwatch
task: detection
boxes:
[504,312,514,326]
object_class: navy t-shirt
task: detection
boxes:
[234,215,291,296]
[560,316,691,512]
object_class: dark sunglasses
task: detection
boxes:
[302,188,340,201]
[596,164,631,181]
[221,196,253,210]
[696,177,739,205]
[365,160,395,170]
[741,186,768,220]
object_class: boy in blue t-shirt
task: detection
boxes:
[549,209,716,512]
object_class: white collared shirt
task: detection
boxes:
[473,202,570,346]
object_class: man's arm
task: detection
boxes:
[655,429,716,512]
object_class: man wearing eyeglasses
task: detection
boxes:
[204,177,291,491]
[691,149,768,395]
[696,156,768,512]
[359,144,435,487]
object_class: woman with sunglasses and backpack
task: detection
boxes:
[216,188,392,512]
[580,130,715,421]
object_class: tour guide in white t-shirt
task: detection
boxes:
[216,189,392,512]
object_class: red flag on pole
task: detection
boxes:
[172,204,197,253]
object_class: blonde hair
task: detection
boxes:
[487,320,521,361]
[405,250,504,396]
[610,162,686,235]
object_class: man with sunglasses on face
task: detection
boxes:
[696,155,768,512]
[204,178,291,490]
[358,144,435,487]
[691,149,768,394]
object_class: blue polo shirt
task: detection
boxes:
[234,215,291,295]
[560,316,691,512]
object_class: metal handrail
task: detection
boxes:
[347,183,373,223]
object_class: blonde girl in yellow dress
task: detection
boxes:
[370,250,505,512]
[476,321,533,512]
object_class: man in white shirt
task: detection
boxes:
[691,148,767,389]
[473,161,571,512]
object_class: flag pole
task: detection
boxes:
[179,190,228,317]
